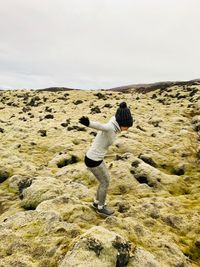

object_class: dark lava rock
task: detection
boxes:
[90,106,101,114]
[112,236,132,267]
[73,100,83,105]
[57,155,79,168]
[19,117,27,121]
[157,98,166,104]
[131,160,140,168]
[171,165,185,176]
[195,240,200,248]
[0,128,4,133]
[67,126,86,131]
[45,106,52,112]
[135,175,154,187]
[0,170,10,183]
[175,92,187,100]
[189,89,198,97]
[44,114,54,119]
[115,154,129,161]
[16,144,21,149]
[136,125,146,132]
[87,238,103,257]
[115,155,124,161]
[30,142,37,145]
[61,119,70,127]
[58,97,68,101]
[193,122,200,132]
[94,92,107,100]
[22,106,31,113]
[18,178,32,199]
[22,93,30,101]
[151,121,160,127]
[27,96,41,107]
[7,102,14,106]
[117,202,130,213]
[151,94,157,99]
[103,103,112,108]
[61,122,69,127]
[38,130,47,137]
[138,154,157,167]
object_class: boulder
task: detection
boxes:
[59,226,160,267]
[0,210,81,266]
[130,157,179,188]
[36,194,94,224]
[8,175,33,196]
[48,153,80,168]
[94,92,107,100]
[90,106,101,114]
[171,164,186,176]
[21,176,66,209]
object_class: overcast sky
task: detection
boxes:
[0,0,200,90]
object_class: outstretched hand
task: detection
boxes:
[79,116,90,127]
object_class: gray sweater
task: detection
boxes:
[86,116,121,161]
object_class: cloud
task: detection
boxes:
[0,0,200,89]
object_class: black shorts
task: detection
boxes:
[84,155,103,168]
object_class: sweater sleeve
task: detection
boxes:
[88,120,112,131]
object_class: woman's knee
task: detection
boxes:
[101,177,109,188]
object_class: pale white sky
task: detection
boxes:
[0,0,200,89]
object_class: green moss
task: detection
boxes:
[183,246,200,261]
[179,237,190,246]
[72,172,95,186]
[168,181,191,196]
[81,197,93,203]
[23,221,44,239]
[0,180,16,195]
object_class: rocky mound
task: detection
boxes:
[0,83,199,266]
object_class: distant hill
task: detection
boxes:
[36,87,79,92]
[107,79,200,93]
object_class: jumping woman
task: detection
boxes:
[79,102,133,216]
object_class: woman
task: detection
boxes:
[79,102,133,217]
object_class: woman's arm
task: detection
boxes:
[89,120,111,131]
[79,116,111,131]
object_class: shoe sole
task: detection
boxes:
[96,210,114,217]
[90,204,114,217]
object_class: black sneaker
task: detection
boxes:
[91,202,98,210]
[96,206,114,217]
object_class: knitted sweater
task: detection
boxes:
[86,116,121,161]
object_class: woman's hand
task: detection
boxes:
[79,116,90,126]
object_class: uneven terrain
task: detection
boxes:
[0,83,200,267]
